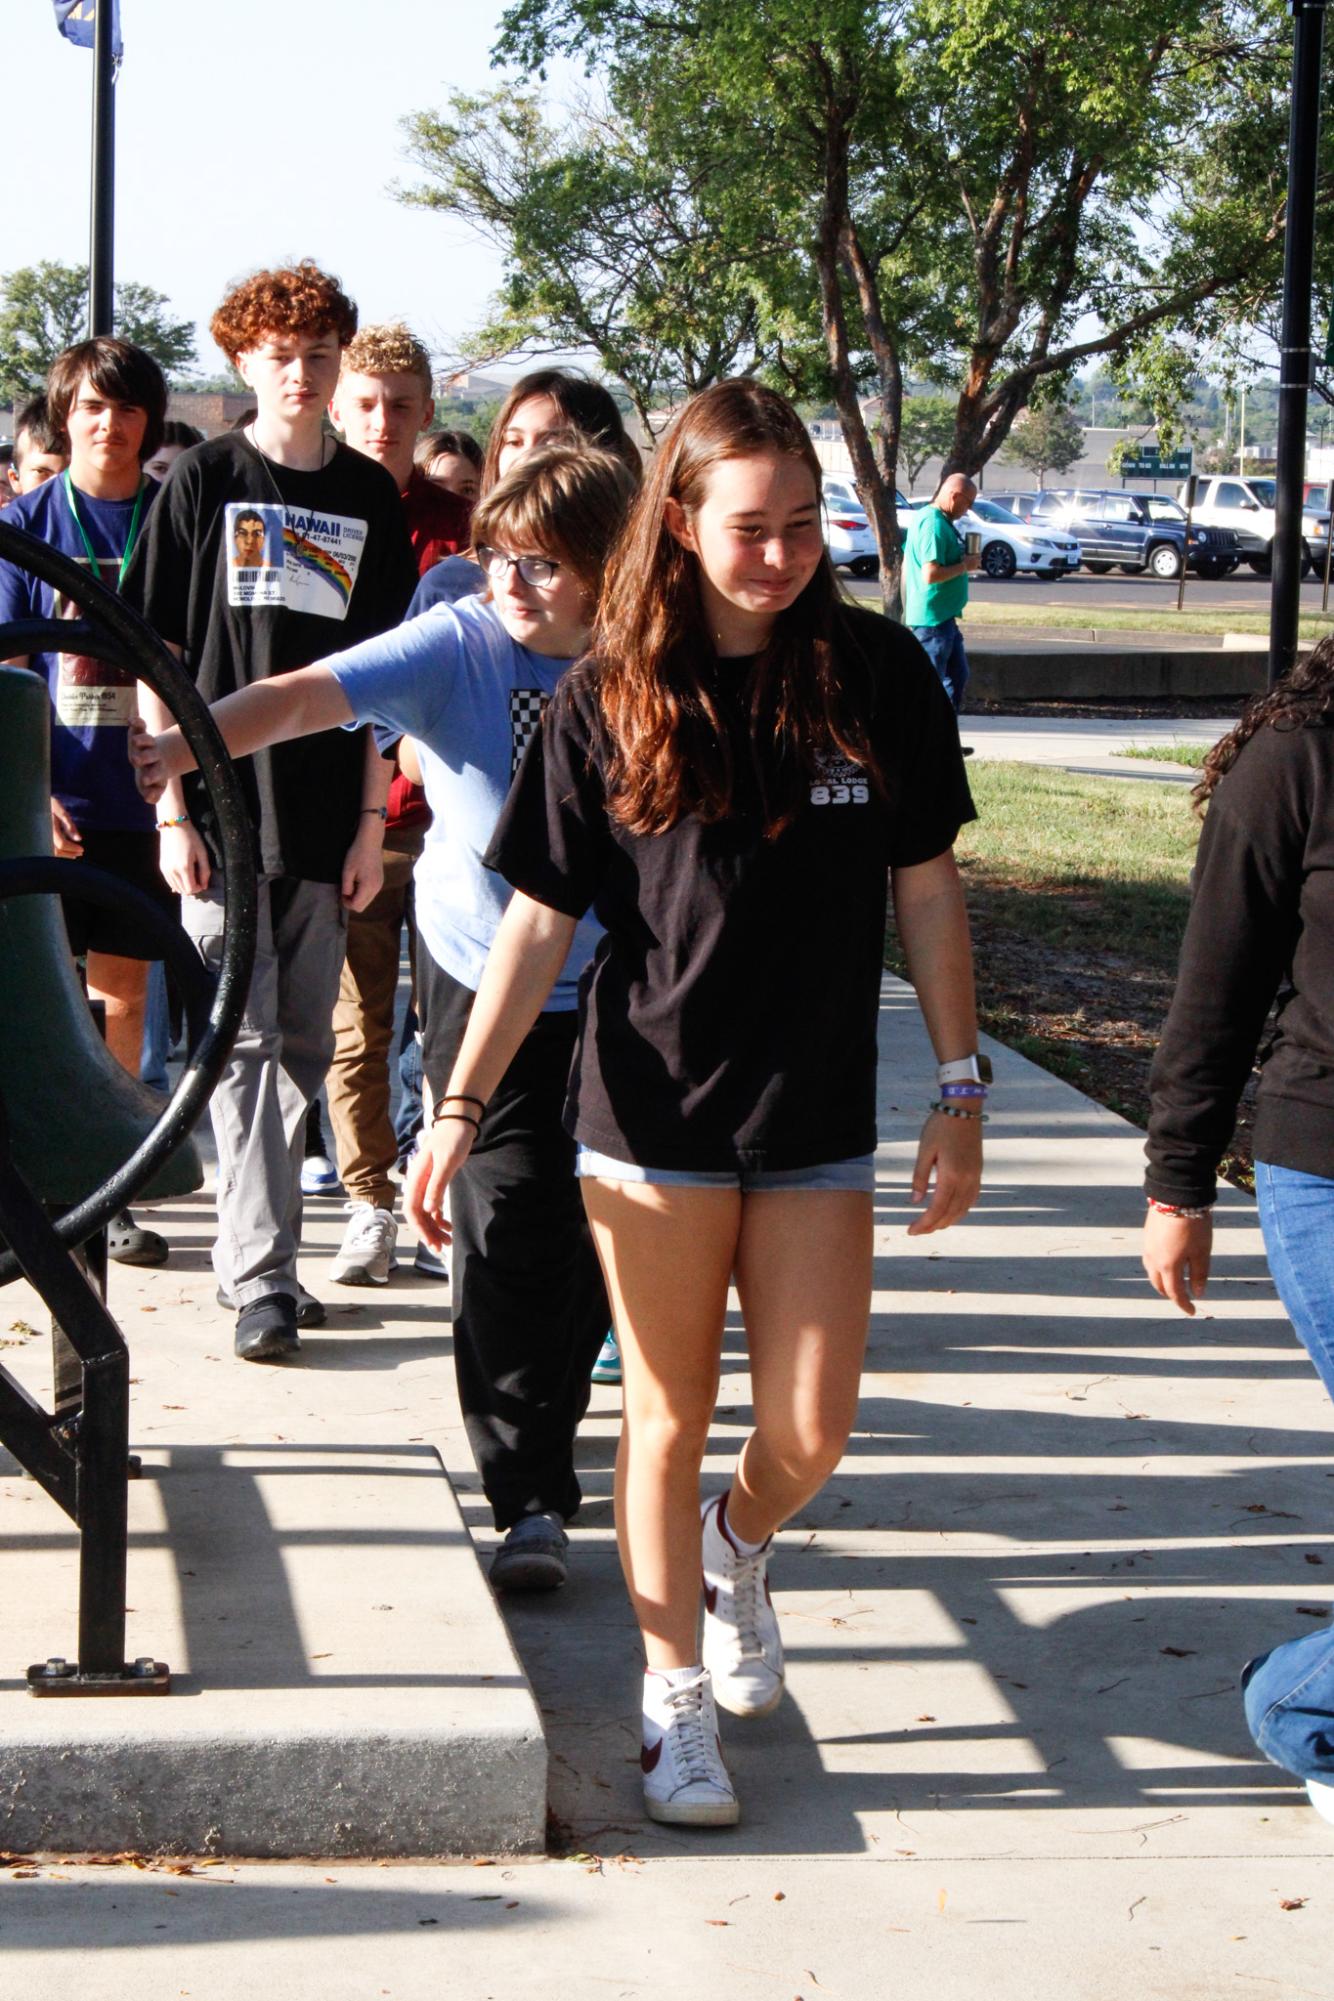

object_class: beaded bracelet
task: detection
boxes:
[929,1100,988,1122]
[1146,1195,1213,1221]
[432,1107,481,1136]
[156,813,190,830]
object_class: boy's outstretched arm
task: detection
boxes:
[130,664,355,802]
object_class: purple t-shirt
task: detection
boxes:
[0,473,158,832]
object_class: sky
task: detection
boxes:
[5,0,550,378]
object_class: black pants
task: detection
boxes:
[420,954,610,1530]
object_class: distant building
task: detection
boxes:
[166,389,255,435]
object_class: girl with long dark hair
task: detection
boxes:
[1143,637,1334,1822]
[405,379,983,1825]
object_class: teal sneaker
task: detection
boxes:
[590,1329,622,1385]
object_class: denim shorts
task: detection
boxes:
[575,1145,876,1193]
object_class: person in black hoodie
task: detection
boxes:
[1143,636,1334,1823]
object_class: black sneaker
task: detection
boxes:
[217,1283,325,1327]
[234,1293,300,1364]
[108,1208,169,1267]
[489,1511,569,1592]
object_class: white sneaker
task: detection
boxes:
[1307,1777,1334,1824]
[701,1492,784,1718]
[641,1668,739,1826]
[329,1202,399,1286]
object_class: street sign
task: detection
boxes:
[1119,446,1194,478]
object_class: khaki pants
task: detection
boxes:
[325,846,419,1212]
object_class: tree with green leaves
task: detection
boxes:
[897,395,958,489]
[999,402,1086,485]
[0,261,196,404]
[485,0,1321,604]
[398,87,775,435]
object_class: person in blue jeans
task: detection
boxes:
[1142,636,1334,1824]
[900,474,979,713]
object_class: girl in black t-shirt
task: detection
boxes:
[405,380,983,1828]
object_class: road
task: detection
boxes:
[845,564,1334,618]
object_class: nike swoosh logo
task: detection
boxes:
[641,1738,663,1774]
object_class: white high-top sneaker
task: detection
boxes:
[701,1491,785,1718]
[640,1667,739,1827]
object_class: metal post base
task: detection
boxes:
[27,1655,171,1697]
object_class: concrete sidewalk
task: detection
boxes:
[963,711,1232,781]
[3,979,1333,1998]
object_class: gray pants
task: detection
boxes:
[182,874,346,1308]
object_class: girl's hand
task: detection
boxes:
[51,797,83,858]
[158,822,211,896]
[1142,1207,1212,1316]
[908,1108,982,1235]
[340,822,385,913]
[405,1117,476,1251]
[128,716,179,804]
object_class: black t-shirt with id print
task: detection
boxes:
[125,431,417,882]
[486,605,976,1171]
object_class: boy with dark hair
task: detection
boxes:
[321,324,472,1285]
[0,337,171,1266]
[128,262,418,1362]
[9,393,70,495]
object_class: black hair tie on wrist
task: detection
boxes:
[434,1096,486,1128]
[432,1107,481,1136]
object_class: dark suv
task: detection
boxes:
[993,488,1240,580]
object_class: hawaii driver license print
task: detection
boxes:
[225,501,366,619]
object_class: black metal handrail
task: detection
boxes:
[0,517,258,1692]
[0,518,257,1270]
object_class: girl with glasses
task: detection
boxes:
[130,444,637,1589]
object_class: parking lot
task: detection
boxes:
[846,563,1334,617]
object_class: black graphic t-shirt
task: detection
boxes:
[487,606,976,1170]
[125,431,417,882]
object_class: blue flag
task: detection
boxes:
[52,1,123,58]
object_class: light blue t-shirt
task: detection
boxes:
[325,592,601,1008]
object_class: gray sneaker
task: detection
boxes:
[489,1511,569,1592]
[330,1202,399,1286]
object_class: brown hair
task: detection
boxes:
[46,337,168,461]
[13,392,67,460]
[415,426,484,472]
[1194,636,1334,814]
[210,260,357,364]
[471,443,638,606]
[589,378,878,838]
[481,369,642,492]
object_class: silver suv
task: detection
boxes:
[1180,475,1330,576]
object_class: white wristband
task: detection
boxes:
[938,1056,983,1085]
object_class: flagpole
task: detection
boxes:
[88,0,115,336]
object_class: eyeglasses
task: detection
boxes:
[476,545,561,587]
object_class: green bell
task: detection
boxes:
[0,664,201,1207]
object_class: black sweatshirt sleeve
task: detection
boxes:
[1144,731,1307,1207]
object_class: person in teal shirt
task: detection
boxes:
[902,473,978,712]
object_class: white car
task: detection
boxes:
[821,474,880,577]
[960,497,1081,579]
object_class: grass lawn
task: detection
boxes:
[1115,742,1210,768]
[886,760,1257,1187]
[961,598,1334,642]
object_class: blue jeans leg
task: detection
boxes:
[1256,1159,1334,1401]
[910,620,969,713]
[1241,1160,1334,1783]
[140,960,171,1094]
[394,1004,424,1164]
